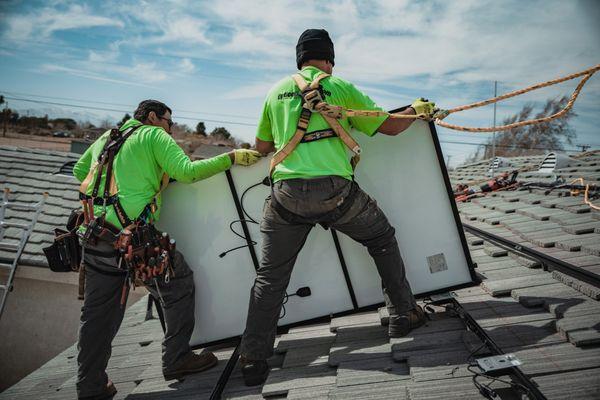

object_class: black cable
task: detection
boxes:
[467,363,531,398]
[280,292,290,319]
[219,180,266,257]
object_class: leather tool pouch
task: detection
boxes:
[43,210,84,272]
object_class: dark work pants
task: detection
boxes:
[240,176,417,360]
[76,240,195,399]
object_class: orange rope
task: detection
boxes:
[339,63,600,132]
[570,178,600,211]
[435,64,599,132]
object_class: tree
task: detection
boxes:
[469,96,577,160]
[210,126,231,140]
[51,118,77,130]
[195,121,206,136]
[118,113,131,127]
[99,118,113,129]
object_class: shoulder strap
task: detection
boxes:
[78,124,141,224]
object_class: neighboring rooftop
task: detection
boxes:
[2,149,600,399]
[0,146,80,267]
[192,143,236,160]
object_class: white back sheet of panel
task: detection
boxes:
[336,120,473,306]
[157,120,472,345]
[157,173,257,345]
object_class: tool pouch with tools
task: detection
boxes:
[43,209,84,272]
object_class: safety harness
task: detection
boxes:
[269,72,362,177]
[78,125,168,227]
[75,124,173,305]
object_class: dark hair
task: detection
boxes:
[133,99,172,122]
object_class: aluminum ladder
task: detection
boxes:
[0,188,47,320]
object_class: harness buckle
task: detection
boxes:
[302,89,323,111]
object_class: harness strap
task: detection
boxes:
[78,125,141,225]
[269,72,362,176]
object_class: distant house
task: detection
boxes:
[0,146,144,391]
[191,143,235,160]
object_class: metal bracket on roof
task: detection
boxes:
[463,223,600,289]
[448,298,548,400]
[476,354,523,375]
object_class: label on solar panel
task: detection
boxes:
[427,253,448,274]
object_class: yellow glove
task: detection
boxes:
[411,98,436,118]
[232,149,262,166]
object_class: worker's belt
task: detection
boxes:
[301,129,336,143]
[78,191,153,229]
[270,180,360,229]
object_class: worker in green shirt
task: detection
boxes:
[74,99,262,400]
[239,29,437,386]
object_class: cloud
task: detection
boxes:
[179,58,196,74]
[3,4,123,42]
[39,64,154,88]
[208,0,599,92]
[221,81,274,100]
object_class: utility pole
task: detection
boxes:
[491,81,497,176]
[2,99,7,138]
[446,155,452,168]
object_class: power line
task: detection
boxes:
[3,96,258,127]
[1,90,256,120]
[438,139,585,153]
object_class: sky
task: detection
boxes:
[0,0,599,167]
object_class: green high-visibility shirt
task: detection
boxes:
[73,119,232,228]
[256,66,388,182]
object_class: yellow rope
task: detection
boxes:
[570,178,600,211]
[338,63,600,132]
[436,64,599,132]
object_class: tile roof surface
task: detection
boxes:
[2,148,600,399]
[0,146,80,267]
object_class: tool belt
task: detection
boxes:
[270,180,360,229]
[77,214,176,304]
[113,223,176,282]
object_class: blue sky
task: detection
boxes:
[0,0,598,166]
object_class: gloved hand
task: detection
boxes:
[410,98,436,118]
[231,149,263,166]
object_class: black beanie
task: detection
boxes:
[296,29,335,70]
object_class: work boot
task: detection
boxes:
[163,351,218,380]
[388,305,427,338]
[79,380,117,400]
[240,357,269,387]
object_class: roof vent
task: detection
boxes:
[538,152,575,173]
[55,160,76,176]
[488,157,512,173]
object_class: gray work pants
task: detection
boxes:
[76,239,195,399]
[240,176,417,360]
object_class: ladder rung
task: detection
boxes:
[0,242,19,251]
[0,262,14,269]
[0,221,30,230]
[0,284,7,291]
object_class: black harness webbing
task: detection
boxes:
[79,125,143,227]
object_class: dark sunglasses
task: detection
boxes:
[159,116,174,128]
